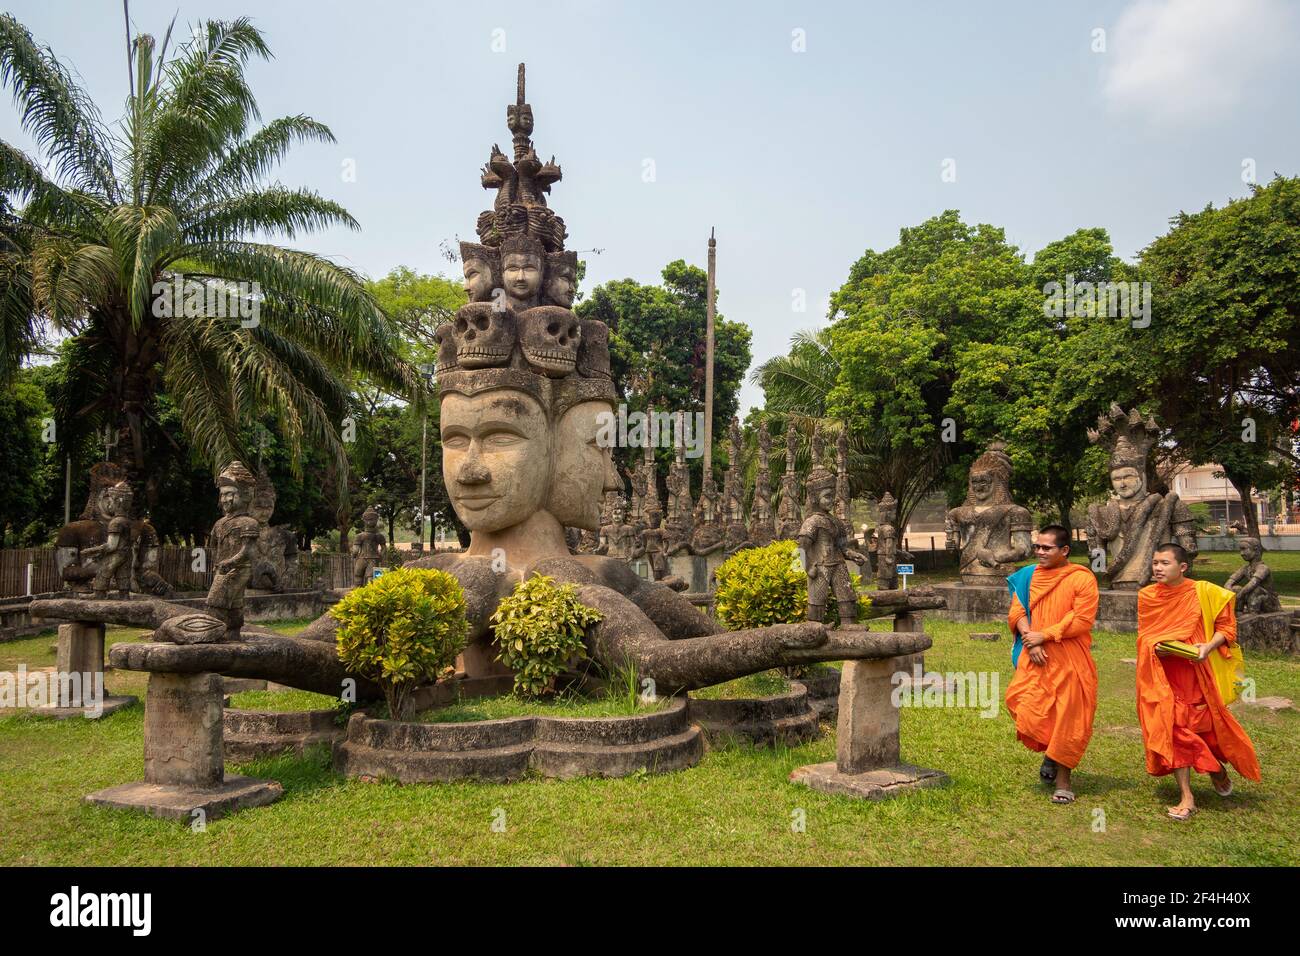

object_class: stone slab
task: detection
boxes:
[970,632,1000,642]
[790,761,949,800]
[33,695,136,720]
[1236,611,1299,655]
[84,774,283,822]
[1234,695,1294,713]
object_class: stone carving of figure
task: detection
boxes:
[664,437,694,555]
[874,493,912,591]
[205,461,262,639]
[945,440,1033,586]
[83,481,134,599]
[55,462,125,592]
[500,234,545,312]
[1226,536,1282,614]
[797,467,868,627]
[1086,405,1197,589]
[351,507,387,586]
[749,425,776,547]
[131,517,171,597]
[598,496,644,561]
[460,242,501,304]
[690,473,724,556]
[249,471,299,593]
[544,250,578,308]
[777,420,802,540]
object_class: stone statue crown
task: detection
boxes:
[1088,403,1159,472]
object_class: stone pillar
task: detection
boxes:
[56,622,103,708]
[144,672,225,788]
[835,658,900,774]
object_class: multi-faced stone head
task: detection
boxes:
[544,251,578,309]
[460,242,500,303]
[500,235,545,308]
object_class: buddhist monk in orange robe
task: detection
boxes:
[1137,543,1260,821]
[1005,525,1100,803]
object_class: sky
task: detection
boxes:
[4,0,1298,411]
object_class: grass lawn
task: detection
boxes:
[0,616,1296,866]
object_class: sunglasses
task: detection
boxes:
[1033,543,1065,552]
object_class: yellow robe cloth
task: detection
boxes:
[1004,563,1100,769]
[1135,579,1261,781]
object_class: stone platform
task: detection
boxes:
[223,707,343,762]
[688,683,820,748]
[334,697,702,784]
[934,582,1139,632]
[85,775,283,822]
[789,762,948,799]
[1237,610,1299,655]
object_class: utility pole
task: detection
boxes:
[704,227,716,474]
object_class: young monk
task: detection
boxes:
[1005,524,1099,804]
[1136,543,1261,821]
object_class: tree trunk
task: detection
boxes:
[1223,471,1261,539]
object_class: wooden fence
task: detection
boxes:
[0,546,358,599]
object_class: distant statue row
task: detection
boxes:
[577,417,909,591]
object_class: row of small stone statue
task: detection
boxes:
[56,461,299,600]
[570,418,911,591]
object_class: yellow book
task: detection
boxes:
[1156,640,1201,660]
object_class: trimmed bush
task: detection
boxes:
[331,567,469,720]
[492,573,604,697]
[714,540,807,629]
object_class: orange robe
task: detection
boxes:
[1135,580,1261,780]
[1005,563,1100,769]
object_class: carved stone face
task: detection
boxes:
[520,307,581,377]
[1239,539,1261,561]
[612,504,626,525]
[452,304,516,368]
[545,264,576,308]
[814,486,835,514]
[462,257,496,302]
[250,498,274,523]
[548,400,621,530]
[102,486,132,519]
[219,484,251,516]
[502,252,542,305]
[969,471,995,504]
[441,390,552,532]
[1109,466,1146,501]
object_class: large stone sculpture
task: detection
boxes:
[944,440,1033,586]
[798,467,869,627]
[748,425,775,547]
[1086,405,1197,589]
[874,493,912,590]
[84,481,134,599]
[664,437,694,555]
[777,421,802,540]
[205,461,262,640]
[351,507,386,586]
[598,495,644,561]
[1226,537,1282,614]
[689,471,724,556]
[45,64,941,704]
[249,471,299,593]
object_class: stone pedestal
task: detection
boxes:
[1236,611,1299,655]
[85,671,282,822]
[933,582,1139,632]
[790,612,949,800]
[40,621,135,719]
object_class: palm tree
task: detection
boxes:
[0,13,418,509]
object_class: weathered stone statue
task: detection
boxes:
[55,64,942,703]
[351,507,387,586]
[205,461,262,639]
[83,481,134,599]
[249,471,299,593]
[798,467,869,627]
[665,438,694,555]
[777,420,802,540]
[722,418,745,529]
[690,472,724,556]
[1086,405,1197,589]
[749,425,775,547]
[835,430,851,523]
[945,440,1033,586]
[1226,537,1282,614]
[460,241,501,304]
[874,493,912,591]
[598,495,644,561]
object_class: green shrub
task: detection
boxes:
[492,573,603,697]
[331,567,469,720]
[714,540,807,629]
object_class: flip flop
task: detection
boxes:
[1051,789,1075,804]
[1212,775,1233,798]
[1167,806,1197,821]
[1039,757,1058,783]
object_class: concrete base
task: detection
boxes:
[84,775,283,822]
[36,695,136,720]
[790,761,949,800]
[934,582,1138,631]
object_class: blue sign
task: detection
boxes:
[372,568,384,580]
[896,564,915,575]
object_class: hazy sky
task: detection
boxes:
[4,0,1297,410]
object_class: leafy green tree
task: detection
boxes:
[0,370,55,543]
[0,14,418,513]
[1133,176,1300,538]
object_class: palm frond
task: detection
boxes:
[183,186,358,242]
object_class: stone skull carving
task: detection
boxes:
[451,302,516,368]
[519,306,581,377]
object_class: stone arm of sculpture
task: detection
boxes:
[692,538,724,556]
[1224,564,1247,590]
[1232,566,1266,602]
[993,529,1034,565]
[219,532,259,574]
[595,529,610,555]
[944,512,959,550]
